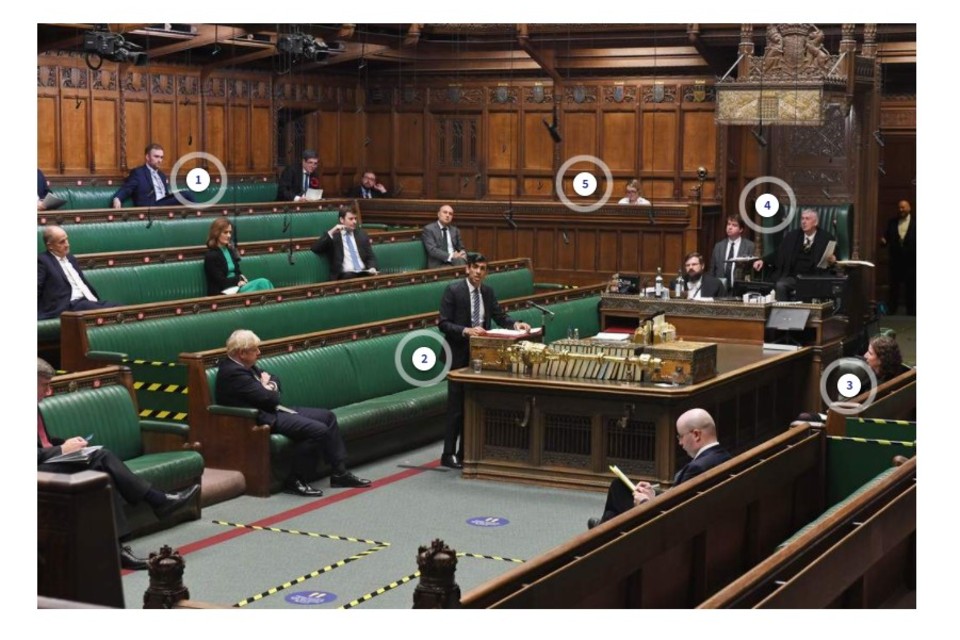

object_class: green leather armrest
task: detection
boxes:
[140,420,189,437]
[85,350,128,362]
[208,404,259,419]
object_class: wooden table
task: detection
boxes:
[452,342,813,491]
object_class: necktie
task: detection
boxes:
[441,227,450,254]
[471,286,482,327]
[725,241,735,285]
[363,188,371,199]
[38,413,52,448]
[345,232,363,272]
[303,172,308,194]
[60,257,97,301]
[151,169,166,200]
[803,236,812,251]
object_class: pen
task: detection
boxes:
[84,433,94,442]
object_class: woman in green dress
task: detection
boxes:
[203,218,274,295]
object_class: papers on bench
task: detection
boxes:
[303,188,324,201]
[484,327,544,338]
[41,192,67,210]
[593,332,631,341]
[46,445,103,464]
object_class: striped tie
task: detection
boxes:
[345,232,363,272]
[471,286,481,327]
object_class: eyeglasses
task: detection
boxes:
[676,429,698,442]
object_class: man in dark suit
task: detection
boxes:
[422,204,468,268]
[345,170,389,199]
[276,149,320,201]
[111,143,196,208]
[37,358,199,570]
[214,329,371,496]
[588,408,731,528]
[672,252,727,299]
[880,200,916,315]
[709,216,762,289]
[311,207,379,279]
[437,254,532,469]
[767,208,837,301]
[38,225,121,319]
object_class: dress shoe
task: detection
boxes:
[284,478,324,497]
[330,471,372,488]
[119,545,148,571]
[440,454,463,469]
[153,484,200,519]
[587,517,601,530]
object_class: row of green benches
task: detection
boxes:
[47,179,280,211]
[38,231,427,350]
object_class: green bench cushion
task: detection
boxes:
[124,451,205,489]
[41,385,144,460]
[54,181,280,211]
[825,435,915,506]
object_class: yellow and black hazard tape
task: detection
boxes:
[857,418,914,426]
[827,435,916,447]
[124,358,179,368]
[138,409,188,421]
[133,381,189,394]
[213,520,390,546]
[456,551,524,563]
[339,551,527,610]
[234,545,388,607]
[339,572,420,610]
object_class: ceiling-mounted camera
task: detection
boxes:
[83,28,148,70]
[277,32,330,62]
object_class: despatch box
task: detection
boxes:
[469,332,543,371]
[644,340,717,385]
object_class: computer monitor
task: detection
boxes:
[767,307,811,331]
[794,275,848,302]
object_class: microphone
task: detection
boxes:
[503,210,517,229]
[561,230,569,245]
[526,300,555,317]
[750,127,768,147]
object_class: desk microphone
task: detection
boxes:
[526,300,555,317]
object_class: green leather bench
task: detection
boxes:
[82,240,427,305]
[191,291,604,495]
[824,434,915,507]
[53,180,280,211]
[40,367,204,534]
[38,209,342,255]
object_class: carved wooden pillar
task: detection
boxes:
[412,539,461,609]
[737,24,754,80]
[142,545,190,609]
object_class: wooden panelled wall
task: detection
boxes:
[38,54,720,209]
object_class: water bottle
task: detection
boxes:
[654,267,664,298]
[674,268,684,298]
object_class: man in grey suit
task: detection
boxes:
[709,216,762,290]
[422,204,468,268]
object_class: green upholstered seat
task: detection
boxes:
[53,181,280,211]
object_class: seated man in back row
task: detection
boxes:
[587,408,731,529]
[111,143,196,208]
[214,329,371,496]
[422,204,468,268]
[311,207,379,280]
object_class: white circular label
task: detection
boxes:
[755,193,780,218]
[412,346,437,372]
[837,373,862,398]
[186,168,211,193]
[573,172,598,197]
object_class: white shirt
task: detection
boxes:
[438,225,455,260]
[56,255,97,302]
[692,441,720,461]
[147,166,166,200]
[803,231,817,248]
[685,278,704,300]
[618,196,652,205]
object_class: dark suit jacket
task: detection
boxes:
[674,444,732,485]
[438,279,517,368]
[277,165,318,201]
[773,229,835,281]
[38,169,49,200]
[111,165,170,206]
[709,237,756,280]
[422,221,466,268]
[311,229,378,278]
[884,215,916,266]
[670,274,727,298]
[345,185,388,199]
[214,357,284,427]
[38,251,102,319]
[37,413,65,465]
[203,246,244,295]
